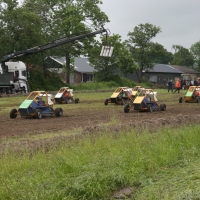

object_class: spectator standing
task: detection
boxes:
[167,80,173,93]
[194,78,199,86]
[13,80,20,93]
[174,79,181,93]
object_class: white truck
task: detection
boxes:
[0,61,29,94]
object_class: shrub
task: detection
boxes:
[28,67,149,92]
[28,68,66,91]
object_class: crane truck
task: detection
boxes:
[0,61,28,94]
[0,27,108,94]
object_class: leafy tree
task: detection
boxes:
[29,0,109,83]
[88,34,137,82]
[150,43,173,64]
[190,41,200,71]
[172,45,194,67]
[0,0,45,63]
[125,23,161,82]
[0,0,109,84]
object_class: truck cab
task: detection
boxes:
[0,61,28,93]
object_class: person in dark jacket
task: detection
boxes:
[167,80,173,93]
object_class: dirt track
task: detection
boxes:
[1,93,200,140]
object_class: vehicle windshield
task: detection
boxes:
[21,70,27,77]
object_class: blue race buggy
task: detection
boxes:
[10,91,63,119]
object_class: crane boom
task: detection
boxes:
[1,27,107,73]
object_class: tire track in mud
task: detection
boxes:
[1,114,200,154]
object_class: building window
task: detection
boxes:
[86,74,90,81]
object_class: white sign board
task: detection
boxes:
[100,46,114,57]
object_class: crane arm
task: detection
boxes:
[1,27,107,73]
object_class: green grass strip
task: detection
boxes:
[1,124,200,199]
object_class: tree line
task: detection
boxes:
[0,0,200,83]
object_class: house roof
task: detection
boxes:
[48,56,199,75]
[50,56,65,65]
[145,64,182,74]
[74,57,96,73]
[171,65,198,74]
[48,56,95,73]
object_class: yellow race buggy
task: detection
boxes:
[124,88,166,113]
[104,86,141,106]
[179,86,200,103]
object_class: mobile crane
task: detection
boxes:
[0,27,108,94]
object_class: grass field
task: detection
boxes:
[1,88,200,199]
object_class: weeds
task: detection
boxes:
[1,124,200,199]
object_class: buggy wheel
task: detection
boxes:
[160,104,166,111]
[196,97,200,103]
[124,104,130,113]
[35,109,42,119]
[58,98,62,104]
[123,99,131,105]
[75,98,79,103]
[10,108,17,119]
[179,97,183,103]
[104,99,108,105]
[55,108,63,117]
[55,98,62,104]
[148,105,153,113]
[66,97,74,104]
[116,100,123,105]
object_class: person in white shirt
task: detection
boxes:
[13,80,20,93]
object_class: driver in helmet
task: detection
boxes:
[35,96,43,106]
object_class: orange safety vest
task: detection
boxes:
[65,92,69,97]
[175,80,181,88]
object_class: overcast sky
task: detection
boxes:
[99,0,200,53]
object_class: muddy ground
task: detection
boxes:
[1,92,200,151]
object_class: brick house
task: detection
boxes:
[45,56,96,84]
